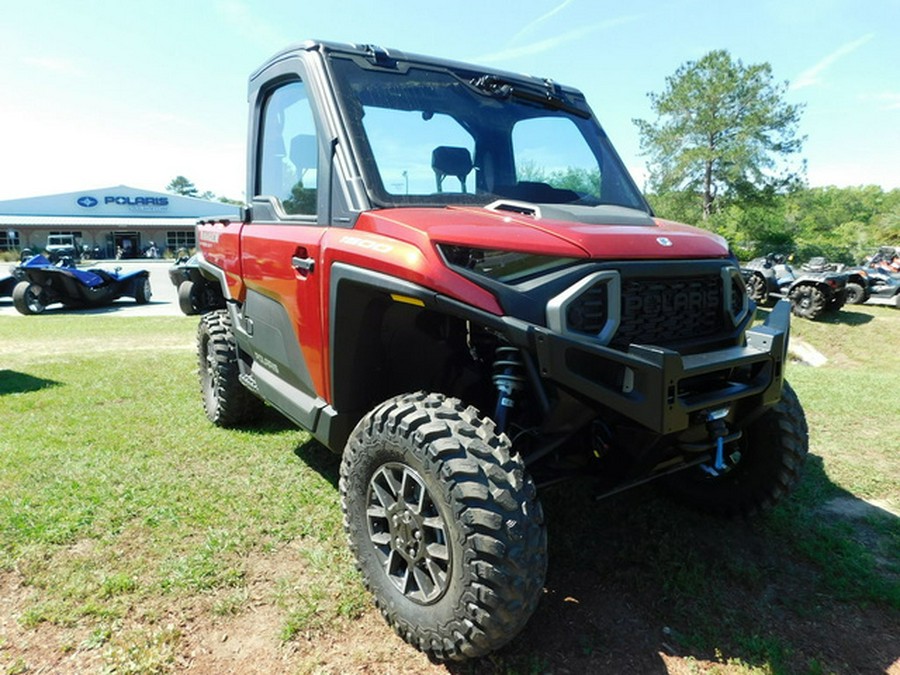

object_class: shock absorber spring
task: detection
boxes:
[492,345,526,432]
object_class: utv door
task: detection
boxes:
[239,77,329,432]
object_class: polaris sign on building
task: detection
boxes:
[0,185,238,258]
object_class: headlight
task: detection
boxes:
[438,245,577,284]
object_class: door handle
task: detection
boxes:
[291,256,315,273]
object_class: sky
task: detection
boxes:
[0,0,897,202]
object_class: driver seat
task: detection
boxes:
[432,146,472,193]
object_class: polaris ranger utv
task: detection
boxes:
[194,41,808,661]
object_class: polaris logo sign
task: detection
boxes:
[76,194,169,212]
[104,196,169,206]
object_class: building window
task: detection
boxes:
[0,229,20,251]
[167,231,195,253]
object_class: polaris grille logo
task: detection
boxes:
[77,196,98,207]
[624,288,719,316]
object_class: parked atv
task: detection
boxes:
[743,253,848,320]
[11,254,152,315]
[801,256,900,307]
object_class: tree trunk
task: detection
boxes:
[702,159,714,220]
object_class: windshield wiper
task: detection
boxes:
[469,75,590,118]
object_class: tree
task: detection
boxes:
[634,50,804,220]
[166,175,198,197]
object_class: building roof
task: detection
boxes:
[0,185,239,220]
[0,215,201,227]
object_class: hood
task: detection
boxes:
[361,203,730,260]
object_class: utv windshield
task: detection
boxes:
[327,53,649,211]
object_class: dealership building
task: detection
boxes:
[0,185,239,258]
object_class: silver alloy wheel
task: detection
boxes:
[25,284,45,313]
[366,462,450,604]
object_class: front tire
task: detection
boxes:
[340,392,547,661]
[746,273,771,306]
[663,381,808,517]
[789,284,826,320]
[12,281,46,315]
[197,309,265,426]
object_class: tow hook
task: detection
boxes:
[699,409,741,477]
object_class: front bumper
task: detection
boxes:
[527,300,791,434]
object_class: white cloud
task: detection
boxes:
[872,92,900,111]
[473,15,642,64]
[22,56,87,78]
[790,34,874,91]
[510,0,576,44]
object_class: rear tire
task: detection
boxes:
[663,381,808,517]
[340,392,547,661]
[12,281,46,315]
[134,277,152,304]
[197,309,265,426]
[178,280,199,315]
[844,282,867,305]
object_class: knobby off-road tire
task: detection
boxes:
[663,381,808,518]
[843,282,867,305]
[746,273,771,307]
[197,309,265,427]
[789,284,827,320]
[12,281,46,315]
[340,392,547,661]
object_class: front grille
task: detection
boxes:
[611,275,723,349]
[549,266,744,352]
[566,283,607,333]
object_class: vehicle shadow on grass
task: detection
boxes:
[0,369,61,395]
[820,308,877,326]
[271,420,898,673]
[755,305,875,326]
[448,454,899,674]
[293,436,341,490]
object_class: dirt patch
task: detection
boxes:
[821,496,900,519]
[3,502,898,675]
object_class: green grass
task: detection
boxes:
[0,316,366,671]
[0,308,898,674]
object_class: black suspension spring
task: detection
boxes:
[492,345,526,433]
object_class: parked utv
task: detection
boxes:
[865,246,900,276]
[12,254,151,315]
[192,41,808,661]
[168,253,216,315]
[45,233,80,263]
[743,253,848,319]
